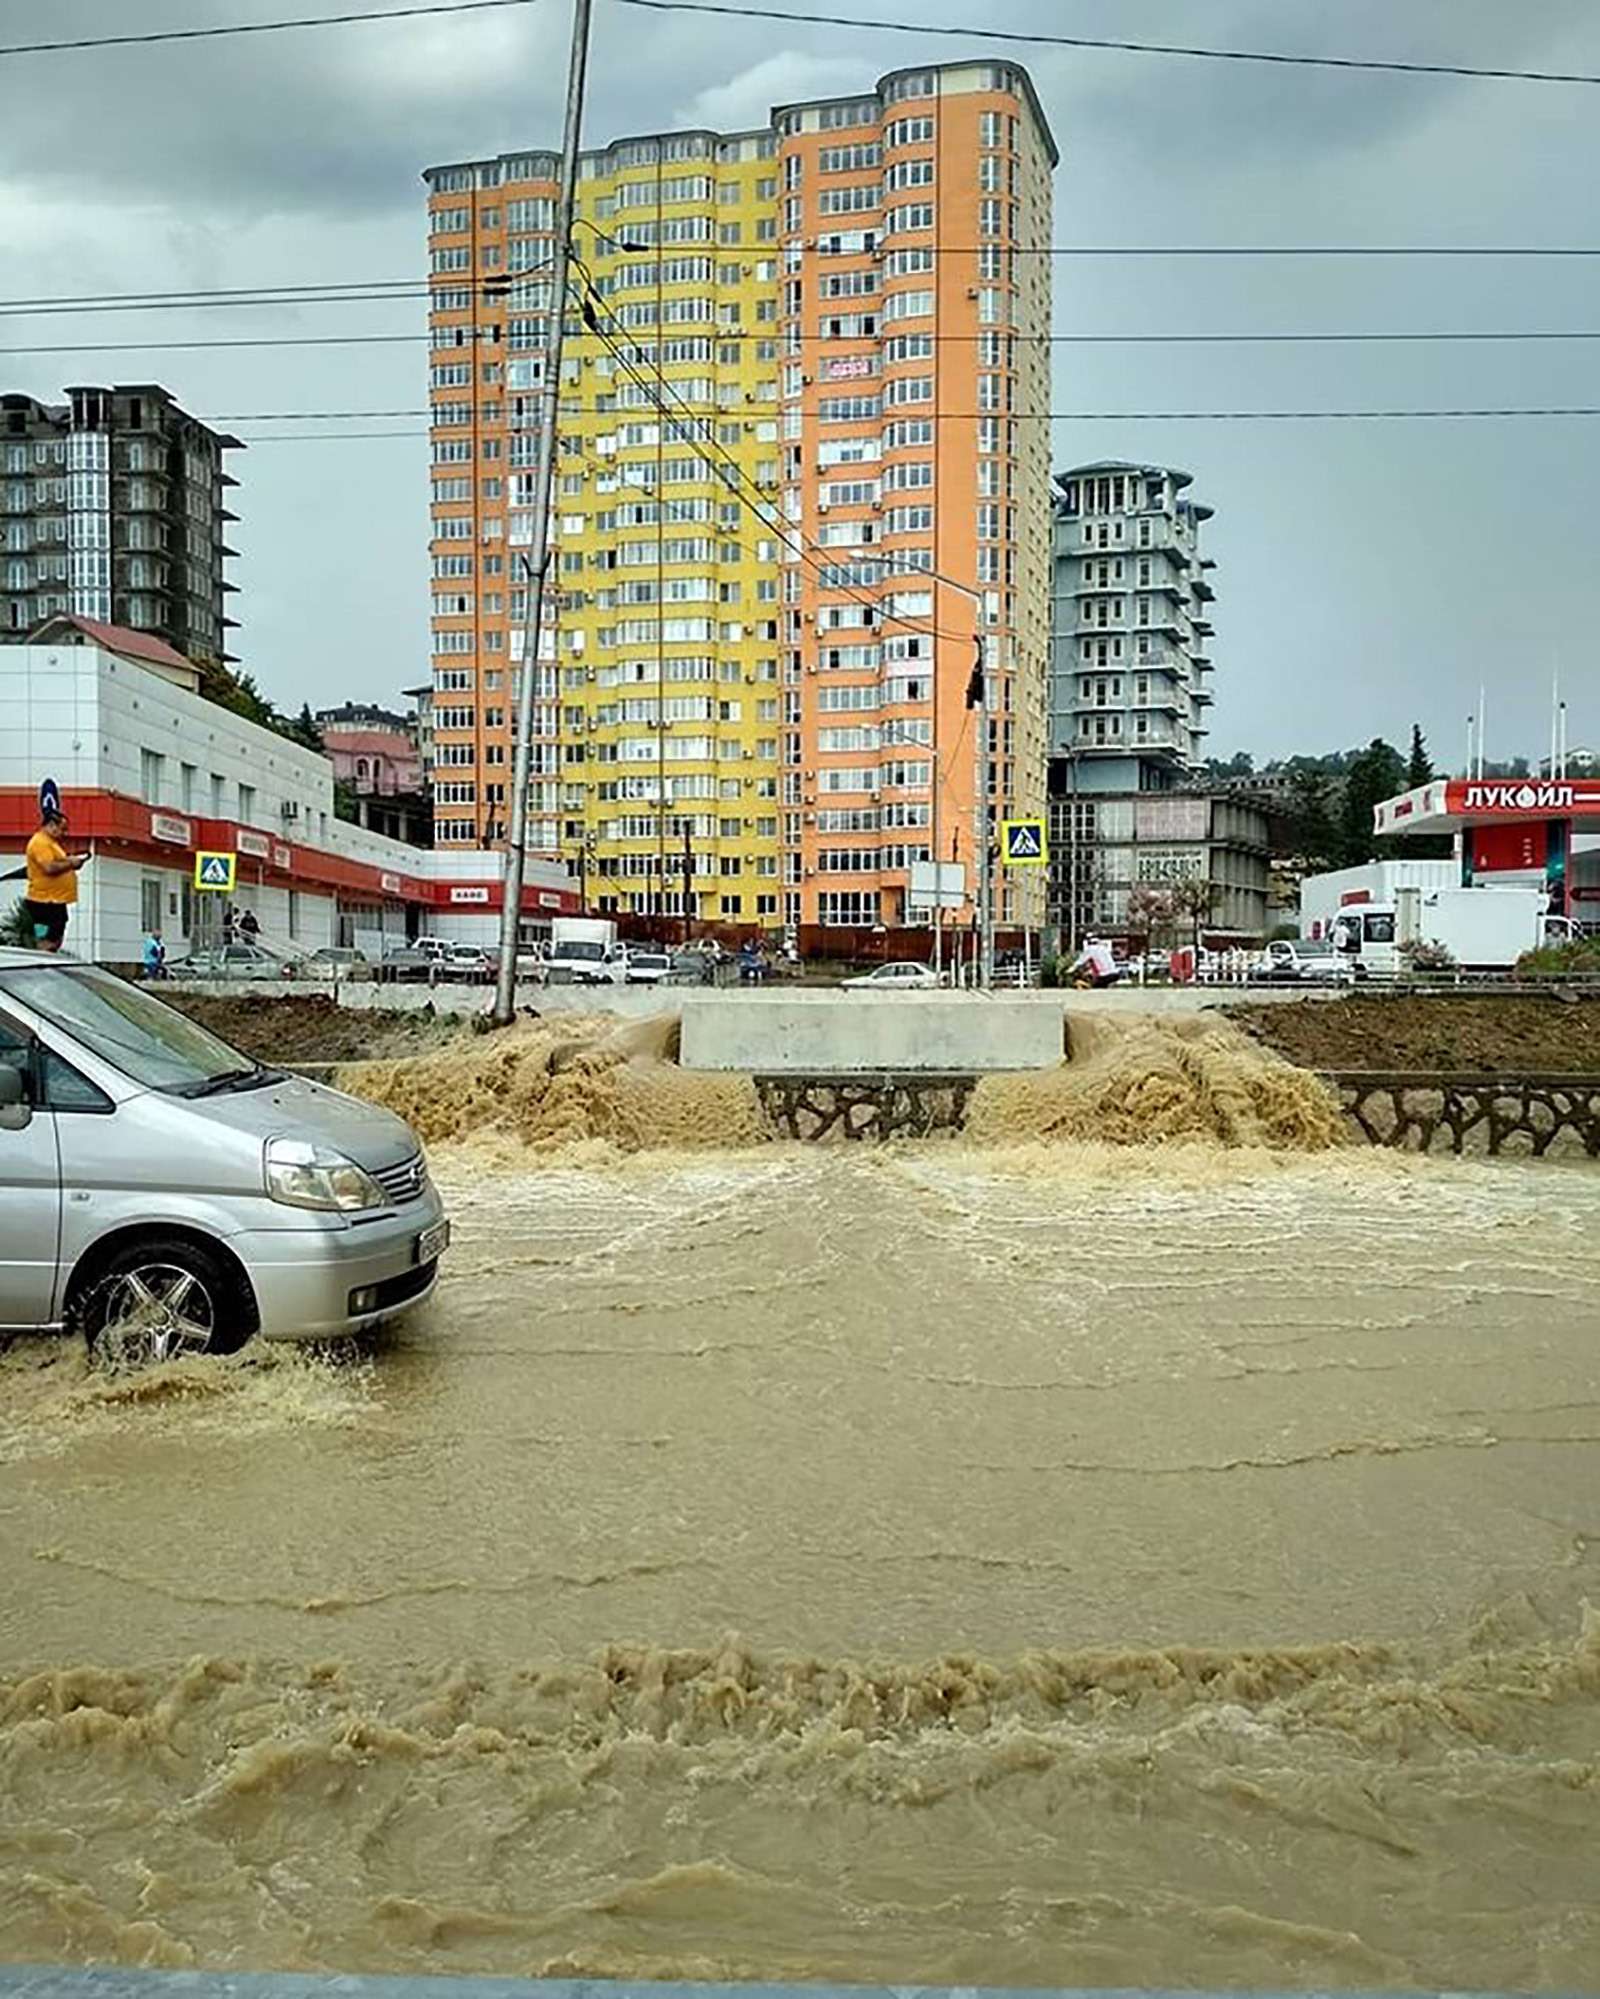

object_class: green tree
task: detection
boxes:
[1406,723,1434,789]
[1339,737,1406,867]
[1170,876,1214,956]
[290,703,325,753]
[1285,766,1338,868]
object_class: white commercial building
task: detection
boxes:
[0,617,575,965]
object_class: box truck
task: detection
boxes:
[545,916,624,986]
[1330,887,1573,974]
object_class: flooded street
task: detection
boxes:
[3,1141,1600,1986]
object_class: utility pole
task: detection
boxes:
[494,0,594,1026]
[966,631,993,988]
[682,818,694,943]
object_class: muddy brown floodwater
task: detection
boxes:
[2,1103,1599,1984]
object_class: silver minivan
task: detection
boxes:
[0,947,448,1362]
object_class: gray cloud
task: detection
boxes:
[1,0,1598,762]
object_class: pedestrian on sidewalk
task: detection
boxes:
[23,806,89,954]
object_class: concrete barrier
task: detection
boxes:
[679,993,1063,1072]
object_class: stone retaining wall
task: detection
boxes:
[753,1073,975,1140]
[1325,1072,1600,1157]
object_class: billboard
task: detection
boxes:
[907,860,967,911]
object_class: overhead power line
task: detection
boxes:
[1,0,1592,88]
[0,0,535,60]
[18,326,1600,359]
[220,403,1600,423]
[12,246,1600,321]
[609,0,1600,87]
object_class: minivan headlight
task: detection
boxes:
[265,1136,385,1212]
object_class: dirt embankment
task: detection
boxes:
[1229,995,1600,1074]
[160,993,470,1066]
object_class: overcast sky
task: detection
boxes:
[3,0,1598,766]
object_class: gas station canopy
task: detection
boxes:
[1375,776,1600,839]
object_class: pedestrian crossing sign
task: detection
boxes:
[194,850,237,892]
[1001,817,1049,868]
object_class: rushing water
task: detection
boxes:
[2,1042,1599,1984]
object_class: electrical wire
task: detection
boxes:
[218,403,1600,422]
[581,305,986,829]
[0,0,536,60]
[22,326,1600,358]
[608,0,1600,88]
[570,263,973,645]
[12,243,1600,317]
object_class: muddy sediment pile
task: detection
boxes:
[164,993,464,1066]
[336,1008,1344,1155]
[1230,993,1600,1074]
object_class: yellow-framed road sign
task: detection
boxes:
[193,850,237,893]
[1000,817,1049,868]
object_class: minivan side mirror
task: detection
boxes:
[0,1061,32,1132]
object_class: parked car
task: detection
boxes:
[1256,938,1360,985]
[377,945,437,984]
[843,961,941,990]
[169,943,295,982]
[0,948,448,1365]
[625,949,675,985]
[303,947,371,983]
[441,944,494,984]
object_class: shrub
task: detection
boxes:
[1514,937,1600,979]
[1398,937,1456,973]
[2,899,34,948]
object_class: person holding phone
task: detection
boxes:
[23,806,89,952]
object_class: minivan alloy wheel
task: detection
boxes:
[93,1261,219,1367]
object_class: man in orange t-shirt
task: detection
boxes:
[23,808,89,952]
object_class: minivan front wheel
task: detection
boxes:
[79,1237,250,1369]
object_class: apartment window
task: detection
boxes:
[818,184,880,215]
[139,749,165,804]
[818,99,876,130]
[818,144,881,174]
[884,159,934,192]
[817,890,879,926]
[237,783,256,827]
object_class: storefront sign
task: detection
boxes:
[236,829,271,859]
[150,812,193,846]
[450,885,491,904]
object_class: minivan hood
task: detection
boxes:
[164,1073,420,1172]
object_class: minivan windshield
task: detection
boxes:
[0,963,255,1092]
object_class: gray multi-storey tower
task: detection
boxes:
[1,384,242,661]
[1045,461,1265,947]
[1049,460,1215,789]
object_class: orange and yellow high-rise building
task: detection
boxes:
[423,60,1055,937]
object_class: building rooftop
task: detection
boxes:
[1056,463,1196,491]
[425,58,1057,180]
[23,613,199,681]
